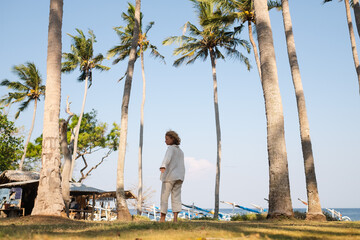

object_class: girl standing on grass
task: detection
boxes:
[159,130,185,223]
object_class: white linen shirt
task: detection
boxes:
[160,145,185,182]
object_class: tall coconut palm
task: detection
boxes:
[0,62,45,171]
[163,0,250,219]
[62,29,110,180]
[281,0,325,221]
[253,0,293,218]
[115,0,141,221]
[32,0,64,216]
[324,0,360,94]
[108,3,165,216]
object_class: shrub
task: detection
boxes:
[132,215,151,221]
[323,211,338,221]
[192,216,217,221]
[294,211,306,220]
[230,213,266,221]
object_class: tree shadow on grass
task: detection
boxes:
[1,217,360,239]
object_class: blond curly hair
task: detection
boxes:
[165,130,181,145]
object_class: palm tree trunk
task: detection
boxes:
[210,49,222,220]
[19,98,37,170]
[60,119,72,217]
[281,0,325,221]
[248,21,262,79]
[70,73,89,178]
[344,0,360,94]
[137,49,146,215]
[32,0,64,216]
[116,0,141,221]
[352,0,360,38]
[253,0,293,219]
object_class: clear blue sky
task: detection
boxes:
[1,0,359,209]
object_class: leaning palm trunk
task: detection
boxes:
[210,49,222,220]
[344,0,360,94]
[32,0,64,216]
[281,0,325,221]
[116,0,141,221]
[254,0,293,218]
[70,73,89,178]
[248,21,262,79]
[353,0,360,38]
[137,50,146,215]
[19,99,37,170]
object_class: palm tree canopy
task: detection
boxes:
[163,0,251,69]
[0,62,45,119]
[323,0,355,7]
[205,0,281,26]
[62,29,110,84]
[107,3,165,66]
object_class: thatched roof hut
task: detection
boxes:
[0,170,136,217]
[0,170,40,216]
[0,170,39,184]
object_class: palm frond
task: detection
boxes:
[173,55,191,67]
[94,65,111,71]
[118,71,127,82]
[268,0,282,11]
[149,45,166,64]
[163,36,192,46]
[144,22,154,35]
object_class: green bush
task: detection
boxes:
[230,213,266,221]
[323,211,338,221]
[192,216,217,221]
[294,211,307,220]
[132,215,151,221]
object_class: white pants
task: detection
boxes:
[160,180,183,214]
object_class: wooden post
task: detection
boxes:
[91,193,95,220]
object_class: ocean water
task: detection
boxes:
[222,208,360,221]
[135,208,360,221]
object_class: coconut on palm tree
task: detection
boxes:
[163,0,250,219]
[0,62,45,171]
[108,2,165,215]
[62,29,110,180]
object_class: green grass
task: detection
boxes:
[0,216,360,239]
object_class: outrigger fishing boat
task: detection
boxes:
[220,201,265,214]
[326,208,351,221]
[182,203,231,220]
[140,204,214,221]
[297,197,351,221]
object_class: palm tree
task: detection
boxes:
[108,3,165,216]
[32,0,64,216]
[0,62,45,171]
[253,0,293,218]
[324,0,360,94]
[163,0,250,219]
[209,0,261,78]
[62,29,110,180]
[281,0,325,221]
[115,0,141,221]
